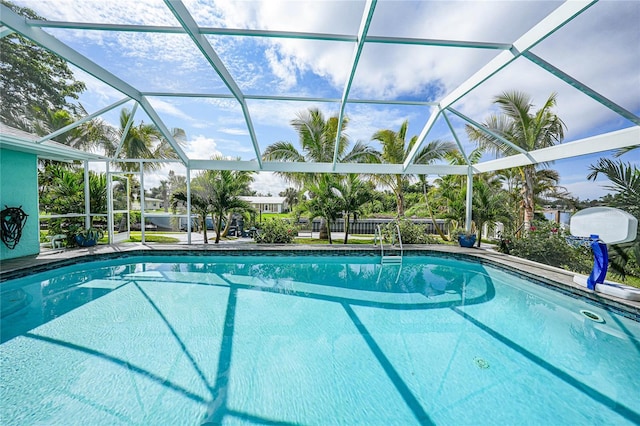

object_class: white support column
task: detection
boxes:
[186,167,192,245]
[465,166,473,233]
[140,161,145,244]
[84,161,90,229]
[107,162,114,244]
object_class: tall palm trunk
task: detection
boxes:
[214,210,224,244]
[343,214,350,244]
[522,166,536,231]
[201,215,209,244]
[395,175,405,217]
[319,217,328,240]
[476,221,483,247]
[425,194,449,241]
[220,212,233,237]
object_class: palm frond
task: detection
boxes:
[262,141,305,162]
[614,145,640,157]
[414,139,457,164]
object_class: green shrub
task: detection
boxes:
[499,221,592,274]
[43,218,84,247]
[254,219,297,244]
[384,219,441,245]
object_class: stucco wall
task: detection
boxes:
[0,148,39,260]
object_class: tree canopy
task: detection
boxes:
[0,0,86,129]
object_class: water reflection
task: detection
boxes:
[2,256,496,343]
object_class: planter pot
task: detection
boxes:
[74,228,104,247]
[458,234,477,248]
[75,235,97,247]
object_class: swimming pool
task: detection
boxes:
[1,253,639,425]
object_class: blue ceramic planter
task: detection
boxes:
[75,228,104,247]
[75,235,98,247]
[458,234,477,248]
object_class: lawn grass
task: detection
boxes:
[127,232,179,243]
[610,273,640,289]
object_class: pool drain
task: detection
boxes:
[580,309,604,323]
[474,357,490,369]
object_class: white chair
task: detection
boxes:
[46,234,66,249]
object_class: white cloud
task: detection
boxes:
[184,135,222,160]
[345,104,430,143]
[220,128,249,136]
[264,47,299,89]
[21,0,179,25]
[252,172,288,196]
[147,98,194,123]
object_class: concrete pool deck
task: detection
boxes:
[1,241,638,318]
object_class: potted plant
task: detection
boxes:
[74,227,104,247]
[455,228,477,248]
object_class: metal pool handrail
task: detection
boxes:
[374,223,403,263]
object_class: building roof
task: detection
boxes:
[0,122,108,162]
[240,196,286,205]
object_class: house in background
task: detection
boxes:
[240,196,287,213]
[132,197,164,211]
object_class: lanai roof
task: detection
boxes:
[0,0,638,176]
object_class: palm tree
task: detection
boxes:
[114,108,185,172]
[215,164,255,238]
[587,158,639,218]
[207,168,254,244]
[433,174,467,236]
[467,91,566,231]
[172,159,254,244]
[280,187,300,212]
[263,107,378,238]
[333,174,370,244]
[171,189,212,243]
[26,104,116,154]
[43,165,84,214]
[587,157,640,278]
[88,172,108,226]
[305,174,342,244]
[159,180,169,212]
[263,107,378,179]
[533,168,571,208]
[495,167,524,234]
[493,166,569,235]
[471,174,509,247]
[372,120,456,216]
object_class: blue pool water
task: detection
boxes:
[1,254,639,425]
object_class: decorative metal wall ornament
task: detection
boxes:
[1,206,29,249]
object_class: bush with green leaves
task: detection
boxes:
[498,221,592,274]
[254,219,298,244]
[384,219,441,245]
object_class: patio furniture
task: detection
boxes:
[46,234,66,249]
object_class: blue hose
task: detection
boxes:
[586,234,608,290]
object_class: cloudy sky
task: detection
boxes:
[8,0,640,199]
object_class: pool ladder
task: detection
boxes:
[374,223,403,264]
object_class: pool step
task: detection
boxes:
[381,255,403,263]
[374,223,404,265]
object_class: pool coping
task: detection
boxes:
[1,243,639,319]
